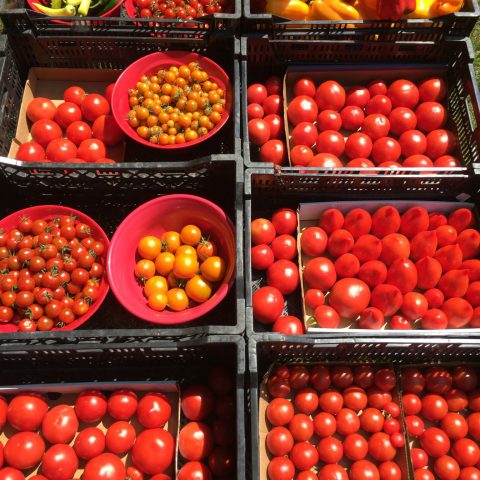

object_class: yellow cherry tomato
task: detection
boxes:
[135,259,156,281]
[196,240,217,262]
[173,254,199,279]
[155,252,175,276]
[167,288,189,311]
[148,292,168,311]
[185,275,213,303]
[161,231,181,253]
[137,235,162,260]
[180,224,202,246]
[144,275,168,297]
[200,256,226,282]
[176,245,197,257]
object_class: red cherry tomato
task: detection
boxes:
[343,434,369,462]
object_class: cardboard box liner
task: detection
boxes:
[0,382,179,478]
[258,363,411,480]
[298,200,479,333]
[8,68,125,163]
[283,66,461,168]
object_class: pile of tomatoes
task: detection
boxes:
[178,367,236,479]
[135,225,226,312]
[127,63,225,145]
[246,76,287,165]
[401,365,480,480]
[283,76,459,169]
[16,84,123,164]
[250,208,306,334]
[0,213,106,332]
[132,0,230,20]
[264,364,405,480]
[0,389,175,479]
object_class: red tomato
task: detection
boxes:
[290,441,319,470]
[387,79,420,109]
[266,426,293,456]
[179,422,213,461]
[406,415,425,437]
[372,137,401,164]
[316,130,345,156]
[452,438,480,467]
[340,106,365,131]
[272,234,296,260]
[313,411,336,437]
[442,298,473,328]
[420,427,451,457]
[252,286,284,324]
[412,448,429,469]
[317,436,343,463]
[314,305,340,328]
[336,408,360,435]
[453,366,478,392]
[45,138,77,162]
[365,95,392,116]
[319,208,344,234]
[419,77,447,102]
[247,103,264,120]
[64,86,85,105]
[16,142,46,162]
[264,114,284,139]
[4,432,44,470]
[41,444,78,480]
[416,102,447,132]
[207,446,234,477]
[42,405,78,444]
[399,129,427,156]
[371,205,401,238]
[27,97,56,123]
[343,386,368,411]
[426,129,457,159]
[289,413,314,442]
[389,107,417,135]
[415,469,435,480]
[267,457,294,480]
[449,208,474,233]
[104,83,114,104]
[359,307,384,329]
[267,259,299,295]
[369,79,388,96]
[105,421,136,454]
[293,77,316,97]
[367,387,392,409]
[343,208,372,239]
[329,278,370,319]
[291,145,314,166]
[272,315,304,334]
[368,432,397,462]
[309,153,342,168]
[54,102,82,128]
[401,292,428,320]
[435,155,461,167]
[66,120,92,146]
[251,218,276,245]
[343,434,369,461]
[31,119,62,147]
[248,118,270,145]
[83,452,126,480]
[358,260,387,288]
[272,208,297,235]
[317,110,342,131]
[247,84,267,104]
[133,428,174,474]
[315,81,345,111]
[327,229,354,257]
[346,86,371,108]
[137,392,171,428]
[434,455,461,480]
[468,412,480,439]
[288,96,318,125]
[81,93,110,122]
[403,393,422,415]
[73,390,107,423]
[251,244,274,270]
[335,253,360,278]
[301,226,327,256]
[445,388,469,412]
[181,385,213,421]
[0,468,24,480]
[379,461,401,480]
[294,388,318,415]
[416,257,442,291]
[361,113,390,140]
[289,366,310,390]
[263,95,282,115]
[331,366,353,389]
[7,394,48,431]
[422,394,448,421]
[291,122,317,146]
[259,139,286,165]
[107,390,138,420]
[303,257,336,290]
[73,427,105,460]
[266,398,294,426]
[77,138,106,162]
[459,467,480,480]
[92,115,124,146]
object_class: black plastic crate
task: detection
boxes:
[242,0,478,40]
[0,157,245,343]
[0,0,240,36]
[244,168,480,337]
[0,34,241,190]
[0,335,246,480]
[242,36,479,185]
[247,335,480,480]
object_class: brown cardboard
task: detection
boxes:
[0,382,179,478]
[298,200,477,332]
[258,363,411,480]
[283,66,458,168]
[8,68,125,162]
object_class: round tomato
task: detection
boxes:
[387,80,419,109]
[7,394,48,431]
[399,129,427,156]
[421,427,451,457]
[263,95,282,115]
[264,114,284,139]
[27,97,56,123]
[453,366,478,392]
[452,438,480,467]
[137,392,171,428]
[267,457,294,480]
[83,452,126,480]
[346,86,371,108]
[316,130,345,156]
[181,385,214,421]
[272,315,304,334]
[247,84,267,104]
[0,468,24,480]
[73,427,105,460]
[266,398,294,426]
[318,464,348,480]
[66,120,92,146]
[426,129,456,159]
[290,441,319,470]
[336,408,360,435]
[45,138,77,162]
[251,218,276,245]
[291,122,317,147]
[293,77,316,97]
[16,141,46,162]
[259,139,286,165]
[179,422,213,461]
[434,455,460,480]
[416,102,447,132]
[317,110,342,131]
[288,96,318,125]
[294,388,318,415]
[301,227,327,257]
[42,404,78,444]
[132,428,174,475]
[271,234,296,261]
[344,132,372,160]
[248,118,270,145]
[75,390,107,423]
[313,411,336,437]
[81,94,110,122]
[107,390,137,420]
[368,432,397,462]
[247,103,263,120]
[105,421,136,454]
[252,286,284,324]
[361,114,390,140]
[77,138,106,162]
[266,426,293,456]
[419,77,447,102]
[389,107,417,135]
[459,467,480,480]
[41,444,78,480]
[271,208,297,235]
[251,244,274,271]
[289,413,313,442]
[31,119,62,147]
[64,86,86,105]
[328,278,370,319]
[365,94,392,116]
[4,432,44,470]
[92,115,124,146]
[315,81,346,111]
[341,106,365,131]
[369,79,388,96]
[303,257,336,291]
[54,102,82,128]
[317,436,343,464]
[343,434,369,461]
[266,259,299,295]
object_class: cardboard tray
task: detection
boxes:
[298,200,478,333]
[8,67,125,162]
[0,381,179,478]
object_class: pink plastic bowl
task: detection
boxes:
[0,205,110,333]
[111,51,232,150]
[107,194,235,325]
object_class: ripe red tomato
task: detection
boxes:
[137,392,171,428]
[445,388,469,412]
[387,79,420,109]
[251,244,274,270]
[416,102,447,132]
[271,234,296,260]
[288,96,318,126]
[434,455,461,480]
[73,427,105,460]
[459,467,480,480]
[335,253,360,278]
[27,97,56,123]
[303,257,336,290]
[301,227,327,256]
[247,103,264,120]
[419,77,447,102]
[316,130,345,156]
[361,113,390,140]
[328,278,370,319]
[0,467,25,480]
[266,398,294,426]
[251,218,276,245]
[313,411,336,437]
[399,129,427,156]
[271,208,297,235]
[208,446,234,477]
[293,77,316,97]
[318,464,348,480]
[422,394,448,421]
[252,286,284,324]
[336,407,360,435]
[341,106,365,131]
[133,428,174,474]
[403,393,422,415]
[442,297,473,328]
[291,145,314,166]
[289,413,314,442]
[319,390,343,414]
[290,441,319,470]
[267,456,295,480]
[66,120,92,146]
[104,83,114,104]
[389,107,417,135]
[107,390,138,420]
[4,432,44,470]
[372,137,401,164]
[105,421,136,454]
[74,390,107,423]
[343,434,369,461]
[179,422,213,461]
[42,404,78,444]
[435,155,461,167]
[412,448,429,469]
[272,315,304,334]
[81,93,110,122]
[315,81,346,111]
[264,114,284,139]
[368,432,397,462]
[360,407,384,433]
[343,386,368,411]
[7,394,48,431]
[451,438,480,467]
[31,119,62,147]
[54,102,82,128]
[259,139,286,165]
[83,452,126,480]
[41,444,78,480]
[368,79,388,96]
[309,153,342,168]
[266,259,299,295]
[263,95,282,115]
[317,110,342,131]
[359,307,384,329]
[425,366,452,394]
[247,84,268,104]
[317,436,343,464]
[367,387,392,409]
[45,138,77,162]
[346,86,370,108]
[420,427,451,457]
[314,305,340,328]
[406,415,425,437]
[266,426,293,456]
[181,385,213,421]
[426,129,457,159]
[453,366,478,392]
[291,122,317,147]
[92,115,124,146]
[365,94,392,116]
[64,86,86,105]
[294,388,318,415]
[77,138,107,162]
[16,142,46,162]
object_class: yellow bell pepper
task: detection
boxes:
[309,0,361,19]
[266,0,309,19]
[429,0,463,16]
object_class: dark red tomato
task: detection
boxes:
[301,226,327,257]
[54,102,82,128]
[104,83,114,104]
[267,456,295,480]
[290,441,319,471]
[343,131,373,159]
[361,114,390,140]
[389,107,417,135]
[247,103,263,120]
[31,119,62,147]
[412,448,429,469]
[16,141,46,162]
[426,129,457,159]
[272,315,304,335]
[329,278,371,319]
[291,122,318,147]
[379,461,401,480]
[343,434,369,461]
[315,81,345,111]
[374,368,396,391]
[107,390,138,420]
[74,390,107,423]
[247,84,267,104]
[369,79,388,97]
[346,86,371,108]
[266,426,293,456]
[289,413,313,442]
[251,218,276,245]
[27,97,56,123]
[336,408,360,435]
[177,461,212,480]
[77,139,106,162]
[42,404,78,444]
[316,130,345,157]
[83,452,126,480]
[341,106,365,131]
[289,366,310,390]
[137,392,171,428]
[354,365,375,389]
[331,365,353,389]
[425,367,453,394]
[327,228,354,258]
[7,394,48,431]
[45,138,77,163]
[181,385,213,421]
[264,114,284,139]
[387,80,420,109]
[4,432,44,470]
[288,96,318,126]
[263,95,282,116]
[73,427,105,460]
[41,444,78,480]
[81,94,110,122]
[318,464,348,480]
[453,366,479,392]
[259,139,286,166]
[207,446,234,477]
[335,253,360,278]
[416,101,447,132]
[365,95,392,116]
[434,455,461,480]
[368,432,397,462]
[317,436,343,464]
[445,388,468,412]
[105,421,136,454]
[421,427,451,457]
[92,115,124,146]
[293,78,316,97]
[419,77,447,102]
[399,129,427,157]
[64,86,86,105]
[266,398,294,426]
[0,467,25,480]
[265,76,282,96]
[310,365,332,392]
[317,109,342,131]
[252,286,284,324]
[133,428,175,474]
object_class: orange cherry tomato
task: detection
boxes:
[135,259,155,281]
[167,288,189,311]
[180,225,202,246]
[200,256,226,282]
[148,292,168,311]
[137,236,162,260]
[173,255,199,279]
[144,276,168,297]
[155,252,175,276]
[185,275,213,303]
[161,231,180,253]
